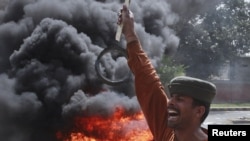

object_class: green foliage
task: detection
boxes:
[156,55,186,85]
[174,0,250,79]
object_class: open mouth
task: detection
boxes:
[168,109,180,120]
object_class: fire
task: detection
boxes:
[58,107,153,141]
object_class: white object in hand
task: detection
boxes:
[115,0,131,41]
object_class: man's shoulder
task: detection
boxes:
[202,126,208,133]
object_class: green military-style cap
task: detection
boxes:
[168,76,216,104]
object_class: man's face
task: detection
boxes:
[167,94,202,129]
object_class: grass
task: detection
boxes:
[211,103,250,108]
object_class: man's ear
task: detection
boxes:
[195,106,205,118]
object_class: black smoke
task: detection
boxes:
[0,0,218,140]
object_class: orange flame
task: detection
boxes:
[58,107,153,141]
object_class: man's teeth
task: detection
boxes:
[168,110,177,113]
[168,110,178,116]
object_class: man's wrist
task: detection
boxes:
[125,33,138,44]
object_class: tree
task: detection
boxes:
[157,55,186,86]
[173,0,250,79]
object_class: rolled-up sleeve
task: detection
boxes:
[126,40,172,140]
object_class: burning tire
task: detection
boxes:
[95,46,131,85]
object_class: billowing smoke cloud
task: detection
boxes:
[0,0,218,140]
[167,0,221,19]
